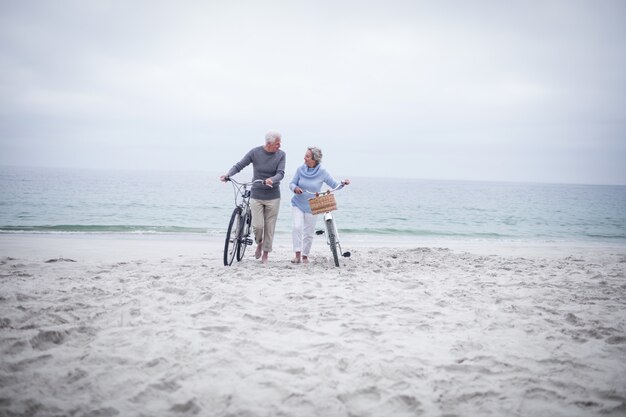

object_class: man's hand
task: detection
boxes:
[264,178,273,187]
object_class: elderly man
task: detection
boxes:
[221,131,286,264]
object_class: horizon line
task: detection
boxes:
[1,163,624,188]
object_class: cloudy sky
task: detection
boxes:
[1,0,625,185]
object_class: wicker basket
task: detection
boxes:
[308,193,337,214]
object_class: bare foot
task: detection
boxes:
[261,251,269,264]
[255,245,262,259]
[302,256,309,264]
[292,252,301,264]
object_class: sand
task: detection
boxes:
[1,234,625,417]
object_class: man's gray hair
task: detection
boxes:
[265,131,282,144]
[308,146,323,165]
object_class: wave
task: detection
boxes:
[1,224,510,239]
[338,227,511,238]
[0,225,209,234]
[2,225,625,242]
[582,233,626,240]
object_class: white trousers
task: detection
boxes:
[292,206,318,256]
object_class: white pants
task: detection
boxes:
[292,206,318,256]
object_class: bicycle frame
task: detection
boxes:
[223,178,265,266]
[304,184,350,267]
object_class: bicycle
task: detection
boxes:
[222,178,266,266]
[304,184,351,267]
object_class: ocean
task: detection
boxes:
[1,166,625,245]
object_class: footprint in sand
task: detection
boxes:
[338,386,381,409]
[606,335,626,345]
[44,258,76,263]
[170,399,201,413]
[29,329,68,350]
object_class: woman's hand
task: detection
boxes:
[294,186,303,194]
[341,179,351,186]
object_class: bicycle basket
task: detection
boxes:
[308,193,337,214]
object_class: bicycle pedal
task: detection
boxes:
[245,238,254,246]
[315,230,324,235]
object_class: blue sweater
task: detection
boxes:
[289,164,340,213]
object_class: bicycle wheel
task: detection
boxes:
[236,210,251,261]
[326,218,340,267]
[224,207,241,266]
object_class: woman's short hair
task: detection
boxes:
[265,131,282,144]
[308,146,323,165]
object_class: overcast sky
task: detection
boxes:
[1,0,625,185]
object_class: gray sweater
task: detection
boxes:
[227,146,286,200]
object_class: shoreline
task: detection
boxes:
[1,232,624,262]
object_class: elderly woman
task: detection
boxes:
[289,147,350,264]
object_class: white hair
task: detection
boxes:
[265,131,282,144]
[308,146,323,165]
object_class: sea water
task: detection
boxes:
[1,166,625,245]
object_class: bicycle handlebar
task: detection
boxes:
[301,183,344,195]
[225,178,272,188]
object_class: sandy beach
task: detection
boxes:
[1,234,625,416]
